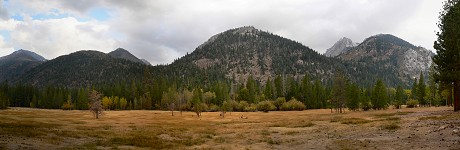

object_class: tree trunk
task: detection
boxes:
[96,110,99,119]
[454,81,460,111]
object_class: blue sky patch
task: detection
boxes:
[88,7,110,21]
[11,13,23,21]
[0,30,11,42]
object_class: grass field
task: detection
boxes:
[0,107,459,149]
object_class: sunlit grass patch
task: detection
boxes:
[340,118,372,125]
[0,121,60,137]
[380,122,400,131]
[292,122,315,128]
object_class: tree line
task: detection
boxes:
[0,66,453,113]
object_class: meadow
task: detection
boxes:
[0,107,459,149]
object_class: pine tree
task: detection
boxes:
[301,75,313,108]
[394,85,405,109]
[274,75,284,98]
[417,73,426,106]
[372,79,388,110]
[428,65,438,106]
[433,0,460,111]
[411,78,418,100]
[346,83,360,111]
[246,75,257,103]
[332,70,347,113]
[264,78,274,100]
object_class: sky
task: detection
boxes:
[0,0,443,65]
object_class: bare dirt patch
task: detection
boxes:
[0,107,459,149]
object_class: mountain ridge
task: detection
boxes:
[1,27,435,88]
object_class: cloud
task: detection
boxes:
[0,0,8,20]
[8,17,117,59]
[0,0,443,65]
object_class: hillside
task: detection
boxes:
[14,50,151,87]
[0,49,46,82]
[169,26,345,84]
[338,34,434,84]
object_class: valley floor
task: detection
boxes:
[0,107,459,149]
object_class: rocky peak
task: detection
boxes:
[324,37,357,57]
[198,26,260,49]
[232,26,259,35]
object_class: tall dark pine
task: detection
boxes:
[411,78,418,100]
[332,70,347,113]
[433,0,460,111]
[372,79,388,110]
[417,73,426,106]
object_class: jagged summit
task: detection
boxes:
[324,37,358,57]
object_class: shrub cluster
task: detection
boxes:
[257,101,276,112]
[280,99,306,111]
[406,99,419,108]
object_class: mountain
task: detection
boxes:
[14,50,151,87]
[141,59,151,66]
[7,28,434,88]
[324,37,358,57]
[168,26,348,84]
[338,34,434,84]
[108,48,150,65]
[0,49,46,82]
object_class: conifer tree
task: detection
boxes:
[264,78,274,100]
[433,0,460,111]
[411,78,418,100]
[417,72,427,106]
[346,83,360,111]
[372,79,388,110]
[394,85,405,109]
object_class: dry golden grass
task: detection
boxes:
[0,107,459,149]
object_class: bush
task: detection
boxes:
[61,100,74,110]
[244,104,258,112]
[180,103,192,111]
[273,97,286,110]
[406,99,419,108]
[229,100,239,111]
[361,101,372,111]
[238,101,249,112]
[280,99,306,111]
[209,104,220,112]
[257,101,276,112]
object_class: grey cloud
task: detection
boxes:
[0,0,8,20]
[3,0,441,65]
[113,0,439,64]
